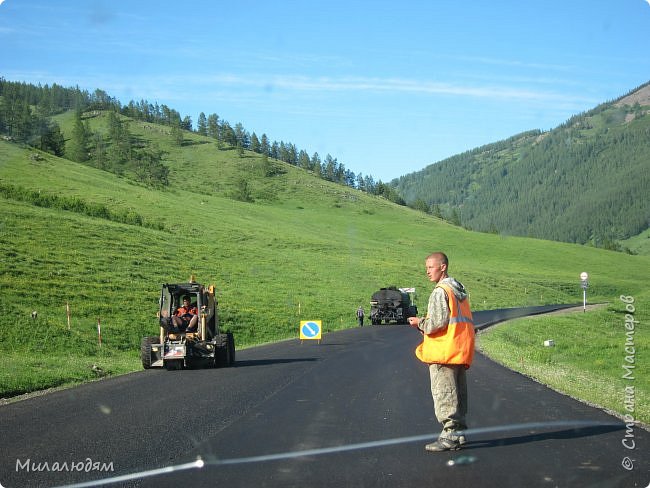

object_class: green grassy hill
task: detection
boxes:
[1,112,648,422]
[395,82,650,251]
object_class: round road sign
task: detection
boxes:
[300,320,322,340]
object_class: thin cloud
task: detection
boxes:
[2,68,597,110]
[198,73,596,105]
[448,54,574,72]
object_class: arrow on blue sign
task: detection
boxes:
[301,321,320,338]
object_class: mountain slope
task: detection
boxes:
[395,82,650,249]
[1,111,649,398]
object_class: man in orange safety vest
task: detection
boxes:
[408,252,475,452]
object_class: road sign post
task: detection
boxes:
[580,272,589,312]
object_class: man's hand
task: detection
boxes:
[407,317,420,328]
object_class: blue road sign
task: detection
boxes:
[300,320,322,340]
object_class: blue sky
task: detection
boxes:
[1,0,649,182]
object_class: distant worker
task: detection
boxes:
[172,295,198,332]
[356,306,365,327]
[407,252,475,452]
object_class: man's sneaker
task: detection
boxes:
[441,431,467,446]
[425,437,461,452]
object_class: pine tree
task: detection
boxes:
[298,150,311,170]
[67,109,89,162]
[234,123,248,149]
[260,134,270,156]
[221,122,236,146]
[197,112,207,136]
[356,173,365,191]
[207,113,219,139]
[324,154,336,181]
[250,132,260,153]
[107,111,132,171]
[135,145,169,187]
[38,121,65,156]
[311,152,322,176]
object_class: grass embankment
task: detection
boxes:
[0,112,648,421]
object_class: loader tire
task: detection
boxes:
[226,332,235,366]
[214,332,235,367]
[140,336,159,369]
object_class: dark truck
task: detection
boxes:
[370,287,418,325]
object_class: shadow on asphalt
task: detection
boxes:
[464,423,624,449]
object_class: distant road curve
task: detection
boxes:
[472,302,591,330]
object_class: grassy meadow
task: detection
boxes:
[0,112,648,426]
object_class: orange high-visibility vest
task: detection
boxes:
[415,282,475,367]
[175,306,197,316]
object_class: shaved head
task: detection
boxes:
[426,252,448,268]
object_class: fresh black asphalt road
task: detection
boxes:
[0,305,646,488]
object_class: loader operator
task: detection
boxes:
[172,295,198,332]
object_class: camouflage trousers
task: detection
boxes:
[429,364,468,435]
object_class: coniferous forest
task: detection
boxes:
[395,82,650,251]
